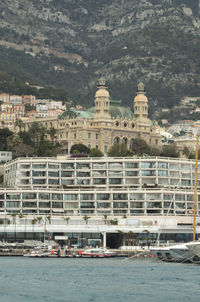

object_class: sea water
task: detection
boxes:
[0,257,199,302]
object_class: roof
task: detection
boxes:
[59,101,134,120]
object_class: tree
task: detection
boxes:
[109,218,118,225]
[18,213,27,240]
[83,215,90,224]
[103,214,108,225]
[142,229,150,248]
[130,138,151,156]
[46,215,51,224]
[161,143,178,158]
[0,128,13,150]
[28,122,46,144]
[89,148,104,157]
[31,218,37,236]
[47,127,57,143]
[70,144,90,155]
[11,213,17,242]
[15,119,25,132]
[108,144,133,157]
[64,217,70,224]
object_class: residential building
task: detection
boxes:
[0,151,12,163]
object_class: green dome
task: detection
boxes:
[109,105,134,120]
[59,100,134,121]
[59,109,94,120]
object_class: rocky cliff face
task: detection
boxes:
[0,0,200,115]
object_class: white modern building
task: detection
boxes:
[1,156,200,247]
[0,151,12,163]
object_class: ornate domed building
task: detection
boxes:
[24,80,161,153]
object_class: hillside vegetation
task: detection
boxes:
[0,0,200,117]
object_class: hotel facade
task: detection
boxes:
[0,156,200,247]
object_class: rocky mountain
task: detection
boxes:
[0,0,200,118]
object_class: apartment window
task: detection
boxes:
[96,134,98,140]
[96,194,110,200]
[141,162,155,168]
[6,201,20,208]
[52,193,63,200]
[61,171,73,177]
[48,171,59,177]
[33,179,46,184]
[113,193,128,200]
[80,194,94,200]
[113,202,128,208]
[74,133,76,139]
[22,193,37,199]
[32,171,46,177]
[38,193,50,200]
[48,179,59,185]
[32,164,46,169]
[6,194,20,200]
[88,133,91,139]
[97,202,110,208]
[63,194,77,201]
[61,163,74,169]
[48,164,59,169]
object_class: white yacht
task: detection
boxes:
[186,241,200,262]
[81,247,116,258]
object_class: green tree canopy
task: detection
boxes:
[131,138,151,155]
[89,148,104,157]
[108,143,133,157]
[161,143,178,158]
[0,128,13,150]
[70,143,90,155]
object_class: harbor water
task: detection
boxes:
[0,257,199,302]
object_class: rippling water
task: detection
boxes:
[0,257,199,302]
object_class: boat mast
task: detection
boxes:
[193,135,199,241]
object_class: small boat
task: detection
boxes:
[80,247,116,258]
[24,248,51,257]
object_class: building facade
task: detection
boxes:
[1,156,200,246]
[23,81,161,154]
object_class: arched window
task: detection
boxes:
[114,137,120,144]
[122,137,128,145]
[129,138,134,150]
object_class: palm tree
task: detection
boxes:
[46,215,51,224]
[142,229,150,248]
[127,231,139,246]
[18,213,27,240]
[31,218,37,239]
[15,119,25,132]
[83,215,90,225]
[103,214,108,225]
[117,230,126,246]
[11,213,17,242]
[47,127,57,143]
[64,217,70,224]
[37,216,42,224]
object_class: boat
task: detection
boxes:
[23,247,51,257]
[79,247,116,258]
[185,241,200,262]
[151,136,200,263]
